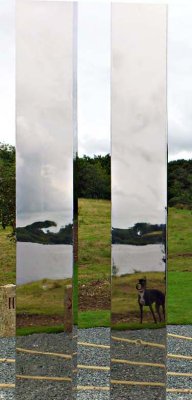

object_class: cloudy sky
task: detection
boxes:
[16,1,73,223]
[0,2,192,160]
[0,1,192,227]
[168,4,192,161]
[0,0,15,146]
[78,2,110,156]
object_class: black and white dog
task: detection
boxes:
[136,278,165,324]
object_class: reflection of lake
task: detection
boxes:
[112,244,165,275]
[17,242,72,284]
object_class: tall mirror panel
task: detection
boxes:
[111,5,167,400]
[76,3,111,398]
[16,1,74,398]
[0,1,15,398]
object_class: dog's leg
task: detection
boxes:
[149,304,157,323]
[139,304,143,324]
[155,303,161,322]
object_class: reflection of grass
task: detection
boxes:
[0,226,15,284]
[168,272,192,324]
[112,272,165,329]
[112,272,165,314]
[17,279,71,316]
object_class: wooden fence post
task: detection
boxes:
[64,285,72,332]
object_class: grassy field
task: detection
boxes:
[168,207,192,324]
[78,198,111,327]
[0,226,15,284]
[78,198,111,281]
[168,207,192,272]
[2,203,191,332]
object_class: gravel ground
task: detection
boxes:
[1,325,191,399]
[0,337,15,400]
[77,328,110,400]
[16,332,73,400]
[166,325,192,400]
[111,328,166,400]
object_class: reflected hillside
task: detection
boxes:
[112,223,166,246]
[17,220,73,244]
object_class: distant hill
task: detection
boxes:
[112,222,166,246]
[168,159,192,208]
[17,221,73,244]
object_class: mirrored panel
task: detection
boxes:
[0,1,15,398]
[111,4,167,399]
[16,1,74,398]
[76,3,111,398]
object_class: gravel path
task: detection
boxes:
[0,337,15,400]
[167,325,192,400]
[111,328,166,400]
[16,332,73,400]
[77,328,110,400]
[1,325,191,399]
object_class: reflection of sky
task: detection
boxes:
[112,5,167,229]
[16,211,72,230]
[16,1,73,223]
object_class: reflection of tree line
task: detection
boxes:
[17,221,73,244]
[112,222,166,246]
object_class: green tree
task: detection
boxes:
[0,143,15,232]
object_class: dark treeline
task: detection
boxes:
[1,143,192,234]
[168,159,192,208]
[17,221,73,244]
[112,223,166,246]
[75,154,111,200]
[0,143,15,232]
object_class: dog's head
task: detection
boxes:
[136,278,147,291]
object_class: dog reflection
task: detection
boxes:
[136,278,165,324]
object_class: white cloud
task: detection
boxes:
[0,0,15,145]
[78,2,110,156]
[168,5,192,160]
